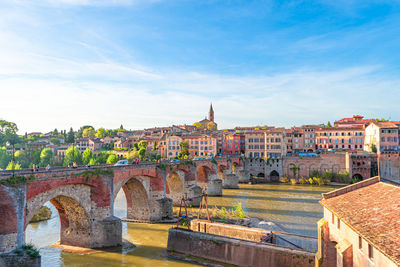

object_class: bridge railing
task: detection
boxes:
[0,156,239,179]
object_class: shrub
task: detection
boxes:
[290,178,298,185]
[311,170,320,178]
[280,176,289,183]
[308,178,314,185]
[299,177,307,184]
[313,177,324,186]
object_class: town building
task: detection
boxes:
[285,127,305,154]
[265,128,286,158]
[302,125,317,152]
[317,177,400,267]
[364,121,400,153]
[315,126,365,151]
[334,115,373,128]
[221,133,245,156]
[245,130,266,158]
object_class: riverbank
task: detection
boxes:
[25,183,337,266]
[30,206,52,223]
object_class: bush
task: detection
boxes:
[299,177,307,184]
[290,178,298,185]
[280,176,289,183]
[311,170,320,178]
[313,177,324,186]
[308,178,314,185]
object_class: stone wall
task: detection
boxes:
[190,220,317,252]
[0,253,41,267]
[167,228,315,267]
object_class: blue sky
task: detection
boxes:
[1,0,400,133]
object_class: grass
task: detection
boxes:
[13,244,40,258]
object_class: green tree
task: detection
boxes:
[138,148,146,160]
[67,128,75,144]
[95,152,109,164]
[178,141,189,159]
[371,143,377,153]
[133,143,139,151]
[82,148,93,165]
[82,127,95,137]
[50,138,61,145]
[106,154,118,164]
[63,145,82,166]
[152,141,157,151]
[126,149,139,162]
[193,122,203,128]
[0,151,11,169]
[53,128,59,136]
[138,140,148,149]
[119,124,124,130]
[14,151,29,168]
[327,121,332,127]
[6,160,21,170]
[95,128,107,139]
[89,158,99,165]
[39,148,53,167]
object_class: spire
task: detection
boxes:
[208,103,214,122]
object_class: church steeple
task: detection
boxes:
[209,103,214,122]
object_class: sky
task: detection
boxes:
[1,0,400,134]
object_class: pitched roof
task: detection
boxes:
[372,121,398,128]
[320,178,400,265]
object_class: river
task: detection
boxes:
[25,183,337,267]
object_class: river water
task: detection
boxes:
[25,183,337,267]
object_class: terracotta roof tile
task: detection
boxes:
[320,181,400,265]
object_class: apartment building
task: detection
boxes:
[302,125,317,152]
[245,128,286,158]
[364,122,400,153]
[222,133,245,156]
[245,130,265,158]
[315,126,365,151]
[318,178,400,267]
[286,127,305,154]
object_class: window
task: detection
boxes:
[368,244,374,259]
[337,218,340,229]
[359,236,362,249]
[332,213,334,224]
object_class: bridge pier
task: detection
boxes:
[222,171,239,189]
[187,185,202,207]
[235,168,250,183]
[150,198,173,222]
[207,175,223,196]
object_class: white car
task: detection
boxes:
[114,160,129,166]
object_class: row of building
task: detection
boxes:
[8,108,400,161]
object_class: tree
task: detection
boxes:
[152,141,157,151]
[53,128,59,136]
[371,143,377,153]
[67,128,75,144]
[178,141,189,159]
[63,145,82,166]
[50,138,61,145]
[119,124,124,130]
[14,151,29,168]
[82,148,93,165]
[106,154,118,164]
[95,128,107,139]
[77,125,94,138]
[133,143,139,151]
[6,161,21,170]
[138,148,146,160]
[126,149,139,162]
[39,148,53,167]
[193,122,203,128]
[95,152,109,164]
[327,121,332,127]
[207,122,217,131]
[0,151,11,169]
[138,140,148,150]
[89,158,99,165]
[82,127,95,137]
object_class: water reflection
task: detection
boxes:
[25,183,336,267]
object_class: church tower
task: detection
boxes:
[209,103,214,122]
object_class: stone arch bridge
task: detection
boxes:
[0,157,244,253]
